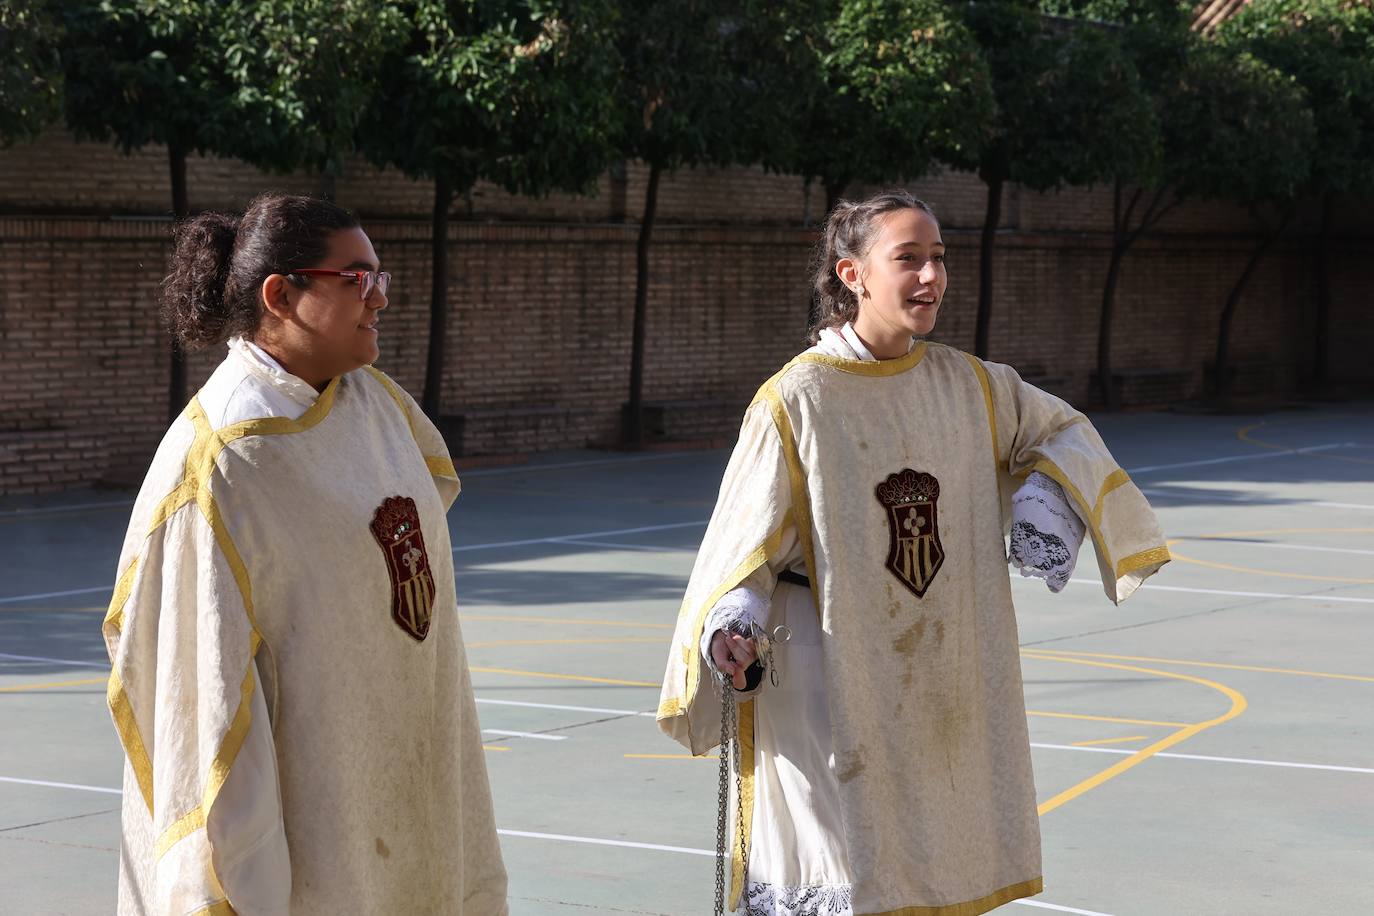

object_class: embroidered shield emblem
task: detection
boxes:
[369,496,437,641]
[875,468,945,598]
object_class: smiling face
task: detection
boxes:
[837,207,946,358]
[257,226,388,388]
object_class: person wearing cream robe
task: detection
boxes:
[657,325,1169,916]
[105,338,508,915]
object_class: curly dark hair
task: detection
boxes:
[809,190,938,343]
[160,193,359,350]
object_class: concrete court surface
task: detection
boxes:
[1,403,1371,916]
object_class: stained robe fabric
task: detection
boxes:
[104,344,508,915]
[657,337,1169,916]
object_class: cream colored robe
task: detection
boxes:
[105,344,507,915]
[658,339,1169,916]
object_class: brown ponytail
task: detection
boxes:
[809,190,937,343]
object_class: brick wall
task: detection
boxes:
[1,131,1370,495]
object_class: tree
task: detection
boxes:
[1220,0,1374,384]
[1186,42,1313,403]
[61,1,401,417]
[958,2,1156,359]
[0,0,63,147]
[782,0,997,216]
[614,0,789,445]
[363,0,619,421]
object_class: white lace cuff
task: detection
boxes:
[1009,470,1086,593]
[743,880,854,916]
[700,585,769,690]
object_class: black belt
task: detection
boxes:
[777,569,810,589]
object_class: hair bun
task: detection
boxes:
[162,212,239,349]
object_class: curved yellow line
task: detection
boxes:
[1166,541,1374,585]
[1237,418,1374,465]
[459,613,673,630]
[466,637,666,648]
[1022,652,1247,816]
[0,677,105,693]
[1030,648,1374,684]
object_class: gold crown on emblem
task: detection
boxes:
[876,468,940,507]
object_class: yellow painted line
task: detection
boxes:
[469,666,659,688]
[1238,419,1374,465]
[624,753,718,760]
[483,746,511,752]
[1022,653,1247,816]
[467,637,666,648]
[1071,736,1148,747]
[1163,528,1374,585]
[460,613,673,630]
[1025,710,1190,728]
[0,677,106,693]
[1029,648,1374,684]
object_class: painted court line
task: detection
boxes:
[0,586,113,605]
[1139,487,1374,512]
[461,451,702,477]
[1053,577,1374,606]
[0,652,107,668]
[452,520,707,554]
[0,498,134,518]
[1030,743,1374,775]
[0,776,121,795]
[1126,443,1345,475]
[474,697,657,717]
[480,729,567,742]
[1170,540,1374,557]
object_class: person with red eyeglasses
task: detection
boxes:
[104,193,507,915]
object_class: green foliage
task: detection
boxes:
[961,1,1158,191]
[612,0,775,173]
[1220,0,1374,196]
[778,0,997,195]
[59,1,241,157]
[1163,43,1313,206]
[0,0,64,147]
[365,0,620,197]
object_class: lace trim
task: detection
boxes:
[1009,471,1084,593]
[743,880,854,916]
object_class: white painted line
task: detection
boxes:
[0,776,121,795]
[553,538,685,552]
[1030,743,1374,774]
[453,520,707,554]
[0,498,134,518]
[495,828,714,857]
[1173,539,1374,557]
[481,728,567,742]
[1127,443,1345,475]
[1014,901,1116,916]
[0,652,108,668]
[1140,487,1374,512]
[0,585,113,605]
[462,451,706,477]
[1050,577,1374,606]
[474,698,657,718]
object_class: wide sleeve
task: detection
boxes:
[976,358,1170,604]
[363,366,461,509]
[104,502,290,915]
[657,400,797,754]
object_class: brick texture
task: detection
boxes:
[1,131,1370,495]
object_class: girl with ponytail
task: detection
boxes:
[106,194,508,915]
[657,191,1169,916]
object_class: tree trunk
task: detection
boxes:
[974,173,1004,360]
[167,143,189,422]
[1312,191,1333,383]
[1097,239,1126,412]
[624,161,662,446]
[1213,207,1292,404]
[823,178,846,220]
[422,175,454,419]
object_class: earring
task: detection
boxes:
[854,283,866,298]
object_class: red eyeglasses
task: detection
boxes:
[290,268,391,301]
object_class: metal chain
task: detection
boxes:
[714,671,734,915]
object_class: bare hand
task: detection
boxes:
[710,630,758,690]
